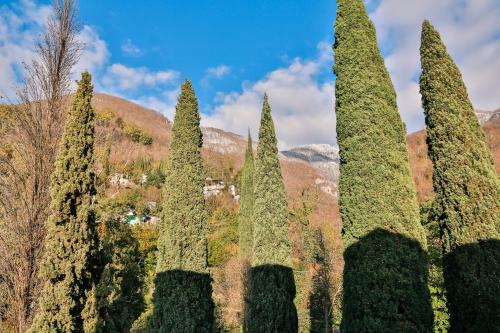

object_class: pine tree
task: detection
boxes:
[333,1,432,331]
[245,94,297,332]
[420,20,500,332]
[150,80,214,332]
[29,72,99,333]
[239,130,255,258]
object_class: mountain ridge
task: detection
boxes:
[91,92,499,208]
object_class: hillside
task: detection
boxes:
[91,92,499,218]
[91,93,340,230]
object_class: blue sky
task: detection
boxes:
[79,0,337,107]
[1,0,499,148]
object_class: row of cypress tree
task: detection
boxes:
[334,0,499,332]
[150,81,297,331]
[24,72,295,332]
[25,1,498,331]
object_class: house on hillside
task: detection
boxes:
[203,177,240,201]
[125,209,160,225]
[204,177,225,197]
[110,173,134,188]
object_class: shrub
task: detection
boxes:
[124,123,153,145]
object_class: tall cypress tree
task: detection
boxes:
[245,94,297,332]
[239,130,254,330]
[29,72,99,333]
[333,1,432,331]
[239,130,255,259]
[150,80,214,332]
[420,20,500,332]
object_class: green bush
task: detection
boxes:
[124,123,153,145]
[96,108,117,126]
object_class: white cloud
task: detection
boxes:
[121,38,142,57]
[102,64,179,91]
[206,65,231,79]
[369,0,500,132]
[0,1,109,98]
[0,0,50,99]
[0,0,179,121]
[203,43,335,150]
[76,25,110,78]
[201,64,231,87]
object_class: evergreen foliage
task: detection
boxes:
[29,72,99,333]
[333,1,432,331]
[420,199,450,332]
[239,131,255,258]
[245,94,297,332]
[251,94,291,267]
[420,20,500,332]
[94,219,145,333]
[342,229,431,333]
[101,136,112,185]
[150,79,214,332]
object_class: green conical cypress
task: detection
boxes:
[239,130,255,259]
[245,94,297,332]
[420,20,500,332]
[333,1,432,331]
[29,72,99,333]
[150,80,214,332]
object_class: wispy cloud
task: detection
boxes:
[203,42,335,150]
[76,25,110,77]
[102,64,179,91]
[201,64,231,87]
[206,65,231,79]
[121,38,142,57]
[0,0,51,98]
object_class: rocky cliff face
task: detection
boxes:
[281,144,340,183]
[201,127,246,154]
[476,109,500,124]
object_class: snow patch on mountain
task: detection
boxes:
[281,144,340,181]
[281,144,340,197]
[476,109,500,124]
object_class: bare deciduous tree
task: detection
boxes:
[0,1,81,332]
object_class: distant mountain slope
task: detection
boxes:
[91,93,340,230]
[91,93,499,226]
[476,108,500,124]
[282,144,340,182]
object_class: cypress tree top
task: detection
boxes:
[156,79,207,274]
[239,130,255,258]
[252,94,291,267]
[334,0,425,247]
[29,72,98,333]
[420,20,500,249]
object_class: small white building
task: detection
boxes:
[204,178,225,197]
[110,173,134,188]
